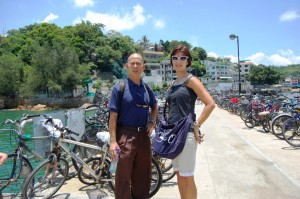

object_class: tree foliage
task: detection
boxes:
[247,65,281,85]
[0,20,296,98]
[0,21,137,96]
[0,54,23,95]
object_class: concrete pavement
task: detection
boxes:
[3,104,300,199]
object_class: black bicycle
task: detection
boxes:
[0,114,42,197]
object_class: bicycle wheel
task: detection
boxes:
[70,138,99,174]
[244,115,256,128]
[85,124,106,141]
[240,109,250,121]
[282,118,300,147]
[104,157,162,198]
[85,105,99,125]
[149,157,162,198]
[78,157,111,186]
[153,154,175,183]
[0,154,33,196]
[23,157,69,199]
[271,114,292,140]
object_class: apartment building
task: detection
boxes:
[142,50,164,86]
[238,61,252,83]
[201,58,233,82]
[160,60,174,82]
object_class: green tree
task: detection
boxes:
[0,54,22,96]
[169,40,192,51]
[190,61,204,77]
[159,40,170,53]
[191,47,207,61]
[248,65,281,85]
[63,21,105,64]
[20,42,89,96]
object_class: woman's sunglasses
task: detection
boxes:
[172,56,189,61]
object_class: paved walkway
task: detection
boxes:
[3,104,300,199]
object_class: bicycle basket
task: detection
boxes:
[41,119,63,138]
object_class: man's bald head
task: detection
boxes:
[127,53,143,63]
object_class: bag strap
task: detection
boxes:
[183,74,193,85]
[108,80,126,126]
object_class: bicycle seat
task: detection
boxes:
[258,111,270,116]
[96,131,110,148]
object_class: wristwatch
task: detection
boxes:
[193,121,200,127]
[149,119,156,124]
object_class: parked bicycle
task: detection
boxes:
[281,115,300,147]
[0,114,48,197]
[22,115,162,199]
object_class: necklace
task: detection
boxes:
[174,73,189,85]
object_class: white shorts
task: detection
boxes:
[172,132,198,176]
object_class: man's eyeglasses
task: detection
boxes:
[172,56,189,61]
[129,62,143,66]
[135,102,148,108]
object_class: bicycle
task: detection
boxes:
[22,115,162,199]
[282,115,300,147]
[84,104,109,141]
[0,114,52,198]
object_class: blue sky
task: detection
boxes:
[0,0,299,66]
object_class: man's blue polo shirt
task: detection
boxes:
[108,78,157,127]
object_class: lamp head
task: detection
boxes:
[229,34,237,40]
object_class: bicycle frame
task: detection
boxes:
[57,137,113,183]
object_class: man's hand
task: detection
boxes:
[147,122,156,136]
[110,141,120,161]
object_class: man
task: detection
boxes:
[108,53,158,199]
[0,152,8,167]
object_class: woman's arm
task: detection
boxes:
[188,76,216,127]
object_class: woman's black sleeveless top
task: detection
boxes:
[166,76,197,124]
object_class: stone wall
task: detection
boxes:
[0,96,94,109]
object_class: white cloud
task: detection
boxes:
[74,0,94,7]
[212,49,300,66]
[279,10,299,22]
[267,54,292,65]
[43,13,59,23]
[207,52,218,58]
[153,19,165,29]
[246,49,300,66]
[246,52,266,65]
[73,4,147,31]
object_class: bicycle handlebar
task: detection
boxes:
[1,114,41,126]
[43,115,80,137]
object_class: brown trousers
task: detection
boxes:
[115,126,152,199]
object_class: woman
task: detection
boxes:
[167,45,215,199]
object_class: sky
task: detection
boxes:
[0,0,300,66]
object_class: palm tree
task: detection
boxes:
[138,35,150,50]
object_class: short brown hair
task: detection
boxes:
[170,45,192,67]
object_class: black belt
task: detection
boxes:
[119,125,146,132]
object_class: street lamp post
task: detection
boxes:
[229,34,241,95]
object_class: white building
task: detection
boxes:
[142,50,164,86]
[201,58,233,82]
